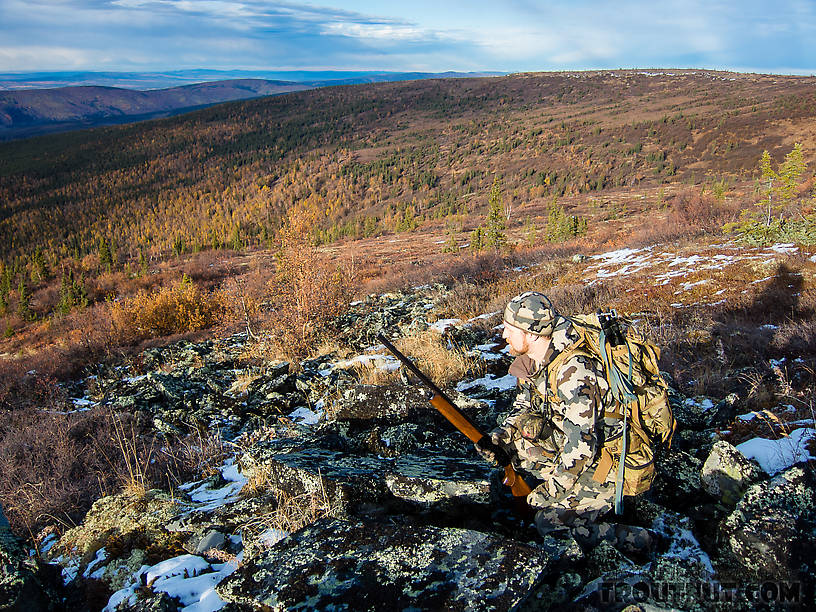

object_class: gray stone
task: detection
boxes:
[651,450,707,509]
[194,530,226,555]
[238,446,493,516]
[575,555,715,611]
[328,384,432,422]
[1,527,56,612]
[700,441,763,507]
[216,518,554,611]
[720,465,816,581]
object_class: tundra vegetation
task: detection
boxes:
[0,70,815,609]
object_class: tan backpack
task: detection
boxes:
[546,311,676,513]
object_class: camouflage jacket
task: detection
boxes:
[495,316,611,498]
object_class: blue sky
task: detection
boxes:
[1,0,815,74]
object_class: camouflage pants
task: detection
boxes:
[527,463,653,553]
[529,466,615,538]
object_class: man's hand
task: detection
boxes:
[474,432,508,466]
[515,414,545,440]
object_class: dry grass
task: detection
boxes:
[0,407,227,537]
[351,359,401,385]
[394,330,485,388]
[239,468,340,556]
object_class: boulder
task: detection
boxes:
[650,450,708,509]
[50,490,187,582]
[1,527,58,612]
[216,518,555,611]
[327,384,432,423]
[238,446,494,517]
[700,441,764,507]
[720,465,816,582]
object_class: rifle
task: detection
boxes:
[376,333,532,501]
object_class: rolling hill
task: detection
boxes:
[0,79,311,140]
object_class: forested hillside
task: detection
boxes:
[3,70,815,265]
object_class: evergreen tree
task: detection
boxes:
[0,264,10,307]
[138,248,148,277]
[210,228,222,250]
[172,236,185,257]
[230,225,243,251]
[57,270,89,314]
[469,225,485,252]
[30,248,47,284]
[442,227,460,253]
[484,178,507,250]
[98,237,112,271]
[17,278,32,320]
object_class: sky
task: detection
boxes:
[1,0,815,74]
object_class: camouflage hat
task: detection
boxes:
[504,291,557,336]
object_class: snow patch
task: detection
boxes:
[457,374,517,392]
[736,428,816,475]
[428,318,461,333]
[288,406,322,425]
[104,553,242,612]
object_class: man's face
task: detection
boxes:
[502,321,530,356]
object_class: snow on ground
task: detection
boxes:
[736,427,816,475]
[457,373,517,392]
[651,514,716,576]
[428,318,461,333]
[83,547,108,580]
[334,353,401,372]
[683,397,716,412]
[288,406,322,425]
[103,552,242,612]
[582,242,812,305]
[179,459,247,514]
[469,342,506,361]
[259,528,288,547]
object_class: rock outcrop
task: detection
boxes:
[217,518,555,611]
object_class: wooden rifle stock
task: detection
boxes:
[377,333,532,500]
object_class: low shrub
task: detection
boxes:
[0,408,226,537]
[109,274,224,344]
[266,245,357,359]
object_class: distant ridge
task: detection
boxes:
[0,70,504,91]
[0,71,502,140]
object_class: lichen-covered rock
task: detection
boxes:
[50,490,186,581]
[327,384,433,423]
[575,554,715,611]
[216,518,555,611]
[238,446,494,517]
[700,441,764,507]
[720,465,816,582]
[650,450,708,509]
[672,395,720,430]
[1,527,58,611]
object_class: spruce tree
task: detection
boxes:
[17,278,32,320]
[98,237,112,271]
[484,178,507,250]
[469,226,485,252]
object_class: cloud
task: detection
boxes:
[0,0,814,72]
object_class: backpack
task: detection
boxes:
[546,310,676,514]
